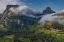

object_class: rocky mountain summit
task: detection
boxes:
[43,7,55,14]
[2,5,19,17]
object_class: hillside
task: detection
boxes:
[0,5,64,42]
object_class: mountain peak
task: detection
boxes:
[46,7,51,10]
[43,7,55,14]
[6,5,19,10]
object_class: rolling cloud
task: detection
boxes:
[9,5,36,16]
[39,10,64,26]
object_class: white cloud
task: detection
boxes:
[60,10,64,13]
[9,5,36,16]
[9,6,28,14]
[0,0,25,13]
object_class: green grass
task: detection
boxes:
[0,34,14,42]
[0,27,7,32]
[4,34,14,39]
[19,38,31,42]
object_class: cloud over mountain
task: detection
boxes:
[0,0,25,13]
[9,5,36,16]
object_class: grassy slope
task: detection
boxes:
[0,21,64,42]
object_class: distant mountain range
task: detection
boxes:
[0,5,60,28]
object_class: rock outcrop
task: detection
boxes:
[1,5,19,21]
[2,5,19,16]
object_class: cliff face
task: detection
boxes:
[2,5,19,16]
[43,7,55,14]
[1,5,19,21]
